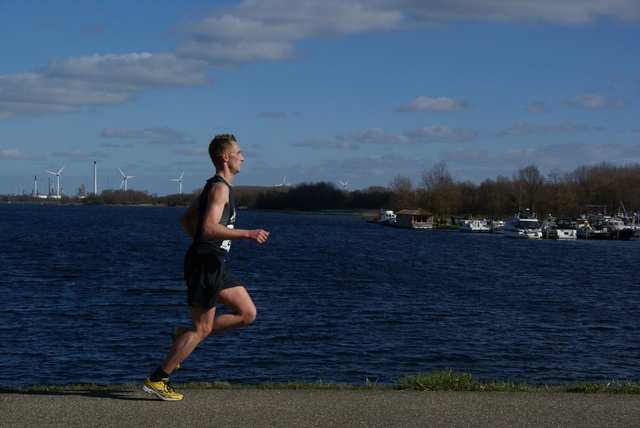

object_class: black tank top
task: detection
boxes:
[190,175,236,254]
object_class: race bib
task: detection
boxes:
[220,224,233,252]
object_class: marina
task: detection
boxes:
[372,209,638,241]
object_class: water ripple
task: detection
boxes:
[1,205,639,387]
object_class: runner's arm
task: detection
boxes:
[202,183,269,244]
[179,197,200,240]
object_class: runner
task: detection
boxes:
[143,134,269,401]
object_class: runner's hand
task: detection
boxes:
[248,229,269,244]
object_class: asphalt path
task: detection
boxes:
[1,388,638,427]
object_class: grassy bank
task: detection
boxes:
[2,371,639,394]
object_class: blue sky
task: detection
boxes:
[1,0,639,196]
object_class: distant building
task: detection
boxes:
[394,209,435,229]
[450,214,472,225]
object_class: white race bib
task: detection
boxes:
[220,224,234,252]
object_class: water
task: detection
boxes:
[1,203,638,388]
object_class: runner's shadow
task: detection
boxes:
[0,389,154,401]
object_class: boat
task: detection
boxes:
[541,217,577,239]
[503,213,542,239]
[459,219,491,233]
[577,217,636,240]
[367,209,397,225]
[488,217,505,233]
[379,210,396,226]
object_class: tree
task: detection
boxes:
[388,175,414,211]
[478,175,513,217]
[543,168,575,217]
[420,161,460,218]
[517,164,544,213]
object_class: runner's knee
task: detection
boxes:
[241,307,257,326]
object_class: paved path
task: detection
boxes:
[1,388,638,427]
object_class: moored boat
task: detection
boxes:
[542,217,577,239]
[503,213,542,239]
[459,219,491,233]
[488,217,505,233]
[379,210,396,226]
[366,209,397,225]
[577,217,636,240]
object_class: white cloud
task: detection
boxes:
[305,154,429,181]
[525,101,550,113]
[2,0,638,120]
[51,148,106,160]
[174,0,640,66]
[0,53,210,119]
[406,126,477,143]
[174,1,402,66]
[0,149,45,161]
[339,127,411,144]
[444,141,640,167]
[293,139,359,149]
[340,126,476,144]
[562,94,629,109]
[100,127,185,140]
[394,0,640,25]
[396,96,472,112]
[500,122,588,136]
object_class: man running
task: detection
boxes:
[143,134,269,401]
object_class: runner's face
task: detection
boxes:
[227,141,244,174]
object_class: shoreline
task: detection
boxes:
[3,371,639,395]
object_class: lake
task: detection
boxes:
[0,203,638,388]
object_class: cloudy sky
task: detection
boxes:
[1,0,639,196]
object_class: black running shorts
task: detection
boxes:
[184,250,242,308]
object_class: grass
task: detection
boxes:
[2,371,639,394]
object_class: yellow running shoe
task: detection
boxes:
[142,377,183,401]
[172,326,188,369]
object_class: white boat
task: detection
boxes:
[366,209,396,225]
[379,210,396,226]
[541,217,577,239]
[459,219,491,233]
[488,217,505,233]
[503,213,542,239]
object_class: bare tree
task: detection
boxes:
[388,175,414,210]
[544,168,576,217]
[517,165,545,213]
[420,161,460,218]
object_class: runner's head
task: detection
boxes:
[209,134,237,168]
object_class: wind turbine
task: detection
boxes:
[119,168,135,191]
[339,180,348,190]
[46,166,65,197]
[275,174,291,187]
[171,172,184,194]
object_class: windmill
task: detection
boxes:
[275,174,291,187]
[339,180,348,190]
[171,172,184,194]
[45,166,65,197]
[119,168,135,191]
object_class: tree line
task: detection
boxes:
[4,161,638,220]
[386,161,640,221]
[251,161,639,220]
